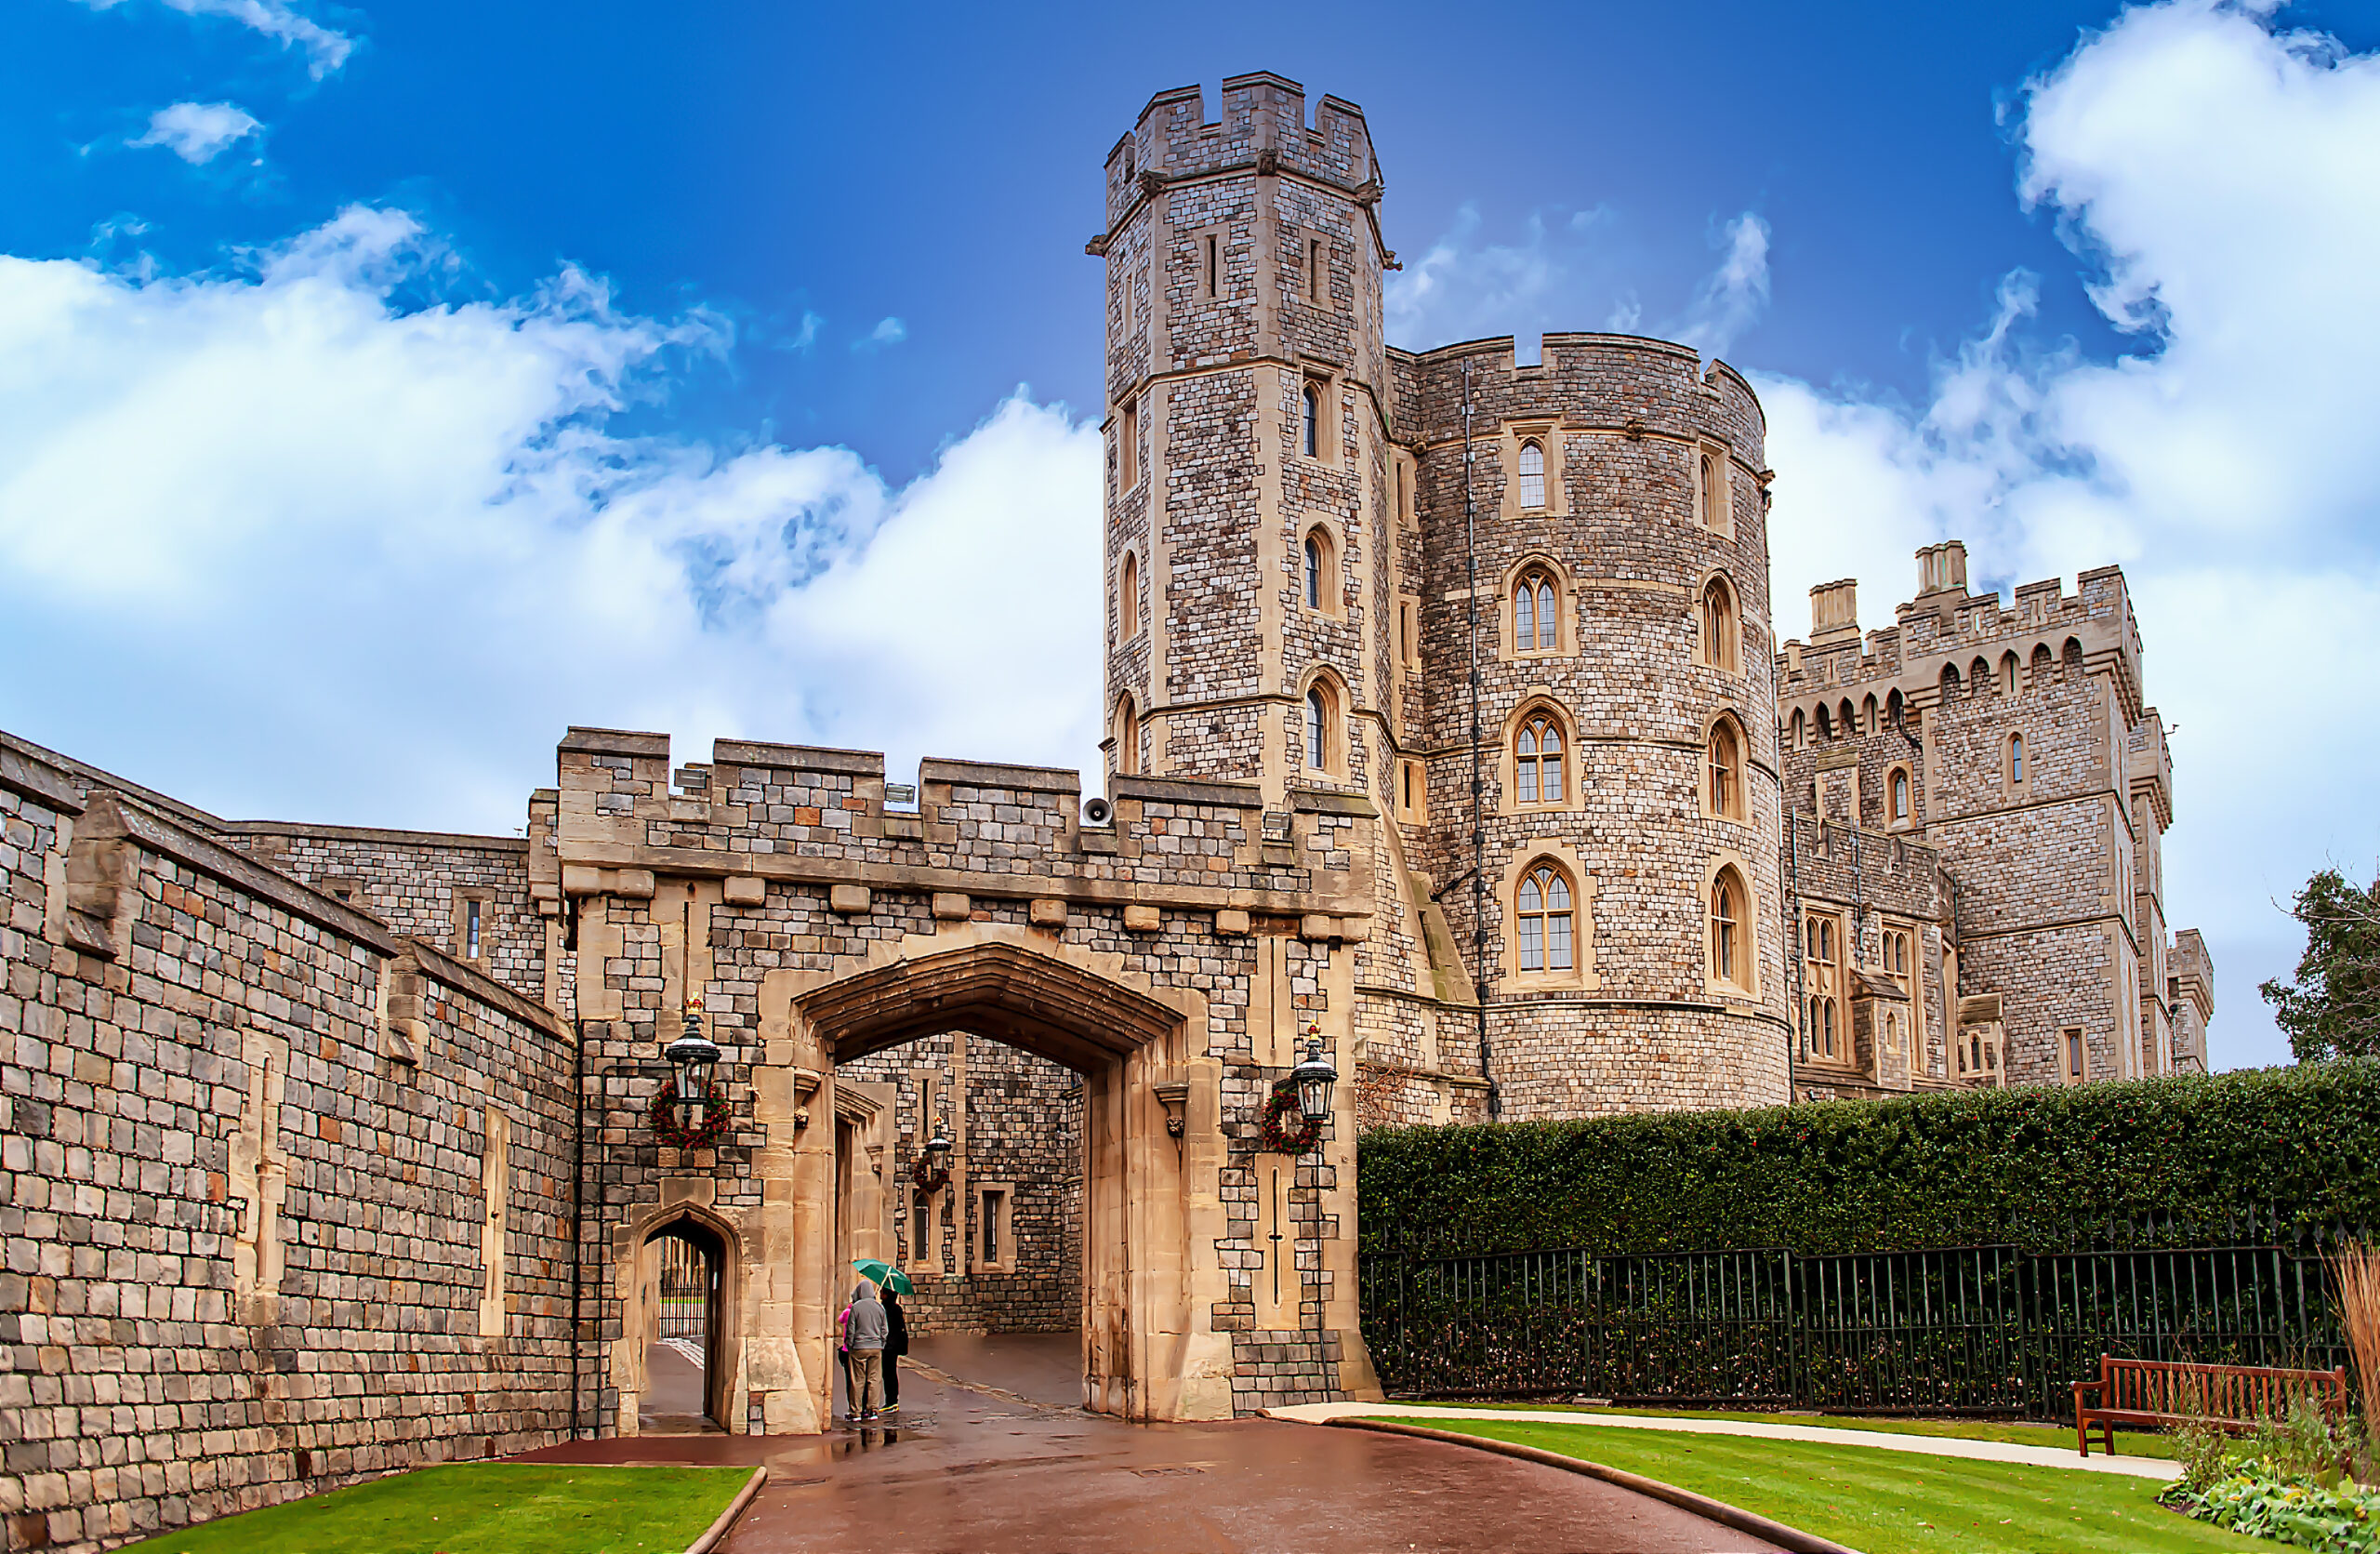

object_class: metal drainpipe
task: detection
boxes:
[1462,362,1499,1120]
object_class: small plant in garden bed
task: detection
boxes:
[2162,1458,2380,1554]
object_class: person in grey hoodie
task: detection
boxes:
[844,1281,889,1422]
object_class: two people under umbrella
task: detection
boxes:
[840,1260,911,1423]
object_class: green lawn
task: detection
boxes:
[114,1464,752,1554]
[1423,1400,2178,1458]
[1385,1417,2260,1554]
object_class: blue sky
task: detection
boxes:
[3,0,2378,1070]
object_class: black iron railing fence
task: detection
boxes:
[1360,1210,2362,1419]
[657,1234,707,1342]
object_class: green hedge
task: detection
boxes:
[1357,1061,2380,1255]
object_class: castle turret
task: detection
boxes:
[1093,73,1392,806]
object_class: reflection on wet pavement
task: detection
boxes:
[514,1337,1782,1552]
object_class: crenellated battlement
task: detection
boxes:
[544,727,1378,929]
[1780,546,2146,723]
[1102,73,1380,235]
[1390,331,1765,449]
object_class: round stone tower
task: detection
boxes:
[1393,337,1788,1119]
[1091,74,1786,1123]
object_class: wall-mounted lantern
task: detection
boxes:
[1289,1024,1338,1126]
[663,995,722,1130]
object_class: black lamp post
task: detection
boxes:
[663,996,721,1130]
[1289,1024,1338,1127]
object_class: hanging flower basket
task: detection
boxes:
[1258,1080,1325,1155]
[911,1157,950,1199]
[648,1078,730,1151]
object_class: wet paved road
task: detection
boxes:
[517,1333,1780,1553]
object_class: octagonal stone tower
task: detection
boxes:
[1092,74,1787,1123]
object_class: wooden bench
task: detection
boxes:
[2071,1354,2349,1457]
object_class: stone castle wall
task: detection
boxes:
[0,739,578,1554]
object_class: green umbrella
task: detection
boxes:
[852,1257,913,1296]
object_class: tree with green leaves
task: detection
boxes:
[2261,868,2380,1062]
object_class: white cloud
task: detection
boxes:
[853,315,906,352]
[128,100,261,164]
[1755,0,2380,1068]
[0,206,1102,833]
[1674,213,1770,359]
[73,0,354,78]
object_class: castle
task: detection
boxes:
[1092,73,2210,1121]
[0,72,2210,1552]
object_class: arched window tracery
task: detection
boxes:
[1516,861,1575,973]
[1515,711,1567,805]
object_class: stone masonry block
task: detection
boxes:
[721,875,765,907]
[1122,904,1161,933]
[932,893,972,922]
[1215,910,1251,936]
[1028,898,1067,929]
[828,884,872,915]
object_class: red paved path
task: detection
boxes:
[517,1332,1780,1553]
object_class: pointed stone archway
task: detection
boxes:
[771,932,1227,1426]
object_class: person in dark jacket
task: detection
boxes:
[880,1285,909,1413]
[844,1281,889,1421]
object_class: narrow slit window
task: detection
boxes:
[1308,238,1324,305]
[1304,686,1328,770]
[1205,233,1218,299]
[2010,733,2026,784]
[1890,768,1911,824]
[1516,440,1545,510]
[1302,383,1320,458]
[1120,400,1137,488]
[1303,533,1323,609]
[1119,551,1138,639]
[466,898,483,960]
[981,1189,1003,1264]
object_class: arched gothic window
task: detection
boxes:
[1699,578,1739,671]
[1940,663,1961,699]
[2001,652,2019,695]
[1515,711,1566,805]
[1708,720,1742,820]
[1516,439,1546,510]
[1118,551,1139,640]
[1115,696,1139,776]
[1302,384,1319,458]
[1303,534,1323,609]
[1790,708,1806,750]
[1699,448,1726,529]
[1709,866,1748,989]
[1890,767,1911,825]
[1303,682,1340,774]
[2008,732,2026,784]
[1816,702,1833,740]
[1517,862,1574,972]
[1514,569,1556,653]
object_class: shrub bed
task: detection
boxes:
[1358,1061,2380,1255]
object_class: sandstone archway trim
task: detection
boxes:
[798,939,1184,1069]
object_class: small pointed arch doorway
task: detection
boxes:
[638,1213,734,1433]
[796,937,1197,1423]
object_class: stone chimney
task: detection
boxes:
[1809,579,1859,644]
[1915,540,1969,599]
